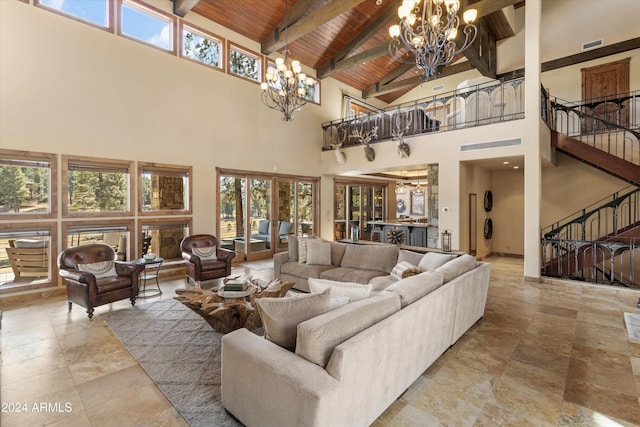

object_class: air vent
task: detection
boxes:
[433,84,445,92]
[582,39,603,51]
[460,138,522,152]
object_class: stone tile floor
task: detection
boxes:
[1,256,639,426]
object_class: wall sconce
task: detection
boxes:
[441,230,451,252]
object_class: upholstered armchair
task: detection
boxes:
[181,234,235,287]
[58,243,144,318]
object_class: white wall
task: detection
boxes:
[0,1,334,236]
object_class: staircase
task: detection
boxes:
[541,92,640,287]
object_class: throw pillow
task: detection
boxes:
[418,252,457,271]
[390,261,422,281]
[297,237,316,264]
[397,249,423,266]
[256,288,331,351]
[288,235,299,262]
[308,278,372,302]
[192,245,217,260]
[77,260,117,279]
[13,239,49,248]
[305,239,332,265]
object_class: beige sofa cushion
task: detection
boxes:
[256,288,331,351]
[418,252,457,270]
[308,278,372,302]
[384,270,445,307]
[296,292,401,367]
[397,249,423,266]
[319,267,387,284]
[340,244,399,273]
[330,242,347,266]
[434,254,477,283]
[288,235,299,261]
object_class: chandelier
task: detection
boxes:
[388,0,478,81]
[260,1,315,121]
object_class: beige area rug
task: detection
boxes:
[101,299,242,427]
[239,260,274,271]
[624,312,640,342]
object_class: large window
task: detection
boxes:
[138,162,191,215]
[118,0,175,52]
[228,43,262,83]
[0,224,57,289]
[0,149,57,219]
[140,219,191,262]
[63,220,134,261]
[35,0,113,31]
[181,23,224,71]
[62,156,133,217]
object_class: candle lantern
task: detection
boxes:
[350,220,360,242]
[441,230,451,252]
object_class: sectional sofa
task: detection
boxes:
[222,237,491,427]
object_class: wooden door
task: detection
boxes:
[581,58,630,131]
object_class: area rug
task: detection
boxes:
[101,299,242,427]
[239,260,274,271]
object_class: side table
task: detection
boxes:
[135,257,164,298]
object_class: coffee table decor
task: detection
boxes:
[175,277,295,333]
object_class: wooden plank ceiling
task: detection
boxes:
[176,0,521,104]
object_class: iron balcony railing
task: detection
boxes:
[321,78,525,150]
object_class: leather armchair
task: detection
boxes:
[58,243,144,318]
[181,234,235,287]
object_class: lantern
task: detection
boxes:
[441,230,451,252]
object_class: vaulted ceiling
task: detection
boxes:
[173,0,523,104]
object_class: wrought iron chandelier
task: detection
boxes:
[388,0,478,81]
[260,1,315,121]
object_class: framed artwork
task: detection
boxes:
[410,191,425,216]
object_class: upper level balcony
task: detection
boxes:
[321,78,526,151]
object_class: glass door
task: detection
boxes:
[218,170,319,260]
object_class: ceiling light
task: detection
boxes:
[395,181,408,195]
[388,0,477,80]
[260,0,316,121]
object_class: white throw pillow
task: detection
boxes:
[305,239,332,265]
[192,245,217,260]
[256,288,331,351]
[77,260,117,279]
[308,278,372,302]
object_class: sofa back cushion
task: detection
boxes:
[397,249,423,267]
[256,288,331,351]
[384,270,444,307]
[296,292,401,367]
[418,252,457,271]
[340,244,399,274]
[330,242,347,266]
[434,254,477,283]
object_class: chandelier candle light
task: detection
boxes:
[260,1,315,121]
[389,0,478,81]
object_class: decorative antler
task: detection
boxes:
[350,123,378,162]
[392,113,412,158]
[330,127,348,165]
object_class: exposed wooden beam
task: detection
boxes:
[261,0,367,55]
[459,19,497,79]
[319,0,512,79]
[317,1,399,77]
[497,37,640,80]
[363,62,473,98]
[318,42,390,79]
[173,0,199,17]
[272,0,317,34]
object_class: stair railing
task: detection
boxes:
[541,185,640,287]
[548,95,640,165]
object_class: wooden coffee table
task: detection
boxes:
[175,280,294,334]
